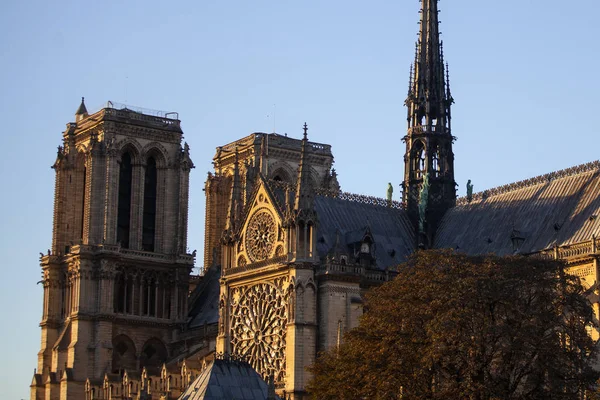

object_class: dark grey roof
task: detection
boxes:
[435,161,600,255]
[314,196,415,268]
[263,179,415,268]
[177,359,277,400]
[188,266,221,328]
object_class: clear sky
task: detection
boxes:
[2,0,600,397]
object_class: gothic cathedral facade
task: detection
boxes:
[32,0,600,399]
[32,101,195,399]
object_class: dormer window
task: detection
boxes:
[361,242,370,253]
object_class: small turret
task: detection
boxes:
[75,97,88,122]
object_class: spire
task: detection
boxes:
[403,0,456,248]
[295,123,313,211]
[407,0,452,130]
[225,147,243,234]
[75,97,88,122]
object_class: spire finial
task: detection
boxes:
[295,122,313,211]
[408,63,414,96]
[446,61,452,98]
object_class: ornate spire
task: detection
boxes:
[403,0,456,248]
[295,123,313,211]
[406,0,452,130]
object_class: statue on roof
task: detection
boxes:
[466,179,474,203]
[387,182,393,204]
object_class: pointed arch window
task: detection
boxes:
[413,142,426,179]
[114,273,132,314]
[117,153,133,248]
[432,146,441,177]
[142,157,157,252]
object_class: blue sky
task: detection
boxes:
[2,0,600,397]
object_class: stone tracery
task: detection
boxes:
[230,281,288,383]
[245,210,276,262]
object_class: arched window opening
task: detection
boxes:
[80,166,86,240]
[114,274,133,314]
[117,153,133,248]
[164,284,171,318]
[298,221,306,257]
[60,278,68,319]
[140,339,168,373]
[115,275,125,314]
[307,222,314,258]
[413,142,426,179]
[142,157,157,252]
[143,278,157,317]
[432,147,441,177]
[270,167,291,184]
[112,335,137,375]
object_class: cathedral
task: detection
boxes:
[31,0,600,399]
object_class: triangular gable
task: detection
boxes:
[235,175,287,266]
[238,174,285,232]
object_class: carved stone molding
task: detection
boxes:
[318,284,361,295]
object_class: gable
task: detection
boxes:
[236,180,287,266]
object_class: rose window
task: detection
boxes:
[230,283,287,383]
[246,210,276,262]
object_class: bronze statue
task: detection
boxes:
[418,173,430,233]
[466,179,473,203]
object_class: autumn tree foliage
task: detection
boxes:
[307,250,599,400]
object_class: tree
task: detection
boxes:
[307,250,599,400]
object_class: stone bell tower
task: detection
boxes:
[402,0,456,247]
[32,99,194,400]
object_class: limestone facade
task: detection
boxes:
[203,132,339,271]
[31,1,600,399]
[32,101,195,400]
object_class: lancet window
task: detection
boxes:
[142,157,157,252]
[413,141,426,179]
[60,272,78,319]
[117,152,133,248]
[111,334,137,375]
[113,270,172,319]
[431,146,441,177]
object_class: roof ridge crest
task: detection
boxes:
[267,179,404,210]
[457,160,600,205]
